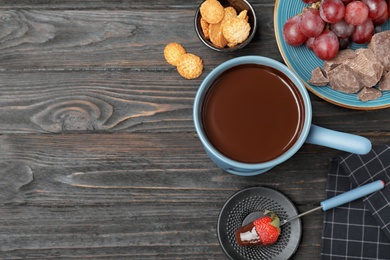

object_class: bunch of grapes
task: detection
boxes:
[283,0,389,60]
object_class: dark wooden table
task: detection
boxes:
[1,1,389,259]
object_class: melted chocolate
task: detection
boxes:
[235,222,261,246]
[202,64,305,163]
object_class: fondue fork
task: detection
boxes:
[280,180,385,226]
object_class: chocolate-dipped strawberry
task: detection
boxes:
[235,210,281,246]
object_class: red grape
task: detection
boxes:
[338,37,350,49]
[313,30,339,60]
[362,0,387,19]
[341,0,354,5]
[306,37,315,50]
[345,1,370,25]
[320,0,345,23]
[283,0,390,60]
[350,18,374,43]
[283,15,307,46]
[372,6,389,24]
[300,9,326,37]
[330,19,355,38]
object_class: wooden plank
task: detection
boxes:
[0,0,274,10]
[0,70,196,133]
[0,9,194,70]
[0,0,203,9]
[0,5,279,71]
[3,133,386,258]
[2,70,390,134]
[0,132,331,259]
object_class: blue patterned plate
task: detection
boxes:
[274,0,390,110]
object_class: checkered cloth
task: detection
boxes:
[321,145,390,260]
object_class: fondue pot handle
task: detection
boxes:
[305,125,372,155]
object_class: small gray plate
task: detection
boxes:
[217,186,302,260]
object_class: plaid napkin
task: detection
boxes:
[321,145,390,260]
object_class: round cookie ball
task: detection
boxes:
[177,53,203,79]
[164,42,186,66]
[200,0,225,24]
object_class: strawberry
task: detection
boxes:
[235,210,281,246]
[253,210,281,246]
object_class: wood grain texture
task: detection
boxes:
[1,133,387,259]
[2,70,390,134]
[0,0,389,259]
[0,2,277,71]
[0,70,195,133]
[0,132,330,259]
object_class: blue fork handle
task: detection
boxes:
[306,125,372,155]
[320,180,385,211]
